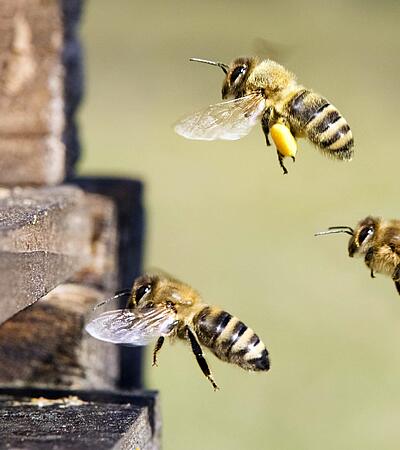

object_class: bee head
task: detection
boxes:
[348,216,379,257]
[189,56,258,99]
[132,274,157,307]
[221,57,256,99]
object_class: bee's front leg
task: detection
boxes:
[364,247,376,278]
[152,336,165,366]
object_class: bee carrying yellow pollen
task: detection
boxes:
[270,122,297,159]
[175,56,353,174]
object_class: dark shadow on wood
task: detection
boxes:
[0,387,160,450]
[62,0,85,179]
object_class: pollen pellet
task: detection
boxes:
[270,123,297,158]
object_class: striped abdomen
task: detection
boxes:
[193,307,269,371]
[288,89,354,160]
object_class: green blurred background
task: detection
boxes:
[80,1,400,448]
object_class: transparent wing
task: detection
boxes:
[174,93,266,141]
[85,307,177,346]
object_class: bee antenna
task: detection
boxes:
[93,289,132,310]
[189,57,229,74]
[314,226,354,237]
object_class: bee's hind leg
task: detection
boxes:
[262,107,290,174]
[277,151,288,175]
[186,326,219,391]
[152,336,165,366]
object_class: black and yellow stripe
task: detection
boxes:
[288,89,354,160]
[194,307,269,372]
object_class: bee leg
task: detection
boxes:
[186,326,219,391]
[392,264,400,295]
[152,336,165,367]
[364,247,376,278]
[261,107,273,146]
[277,151,288,175]
[370,269,375,278]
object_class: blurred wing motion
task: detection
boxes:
[253,38,294,63]
[85,307,177,346]
[174,93,266,141]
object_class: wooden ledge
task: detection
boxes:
[0,387,160,450]
[0,185,91,325]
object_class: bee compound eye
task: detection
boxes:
[230,65,246,84]
[358,226,374,245]
[135,284,151,302]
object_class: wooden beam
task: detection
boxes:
[0,387,160,449]
[0,0,84,185]
[0,284,121,389]
[72,192,119,293]
[0,185,92,325]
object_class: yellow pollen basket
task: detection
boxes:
[270,123,297,158]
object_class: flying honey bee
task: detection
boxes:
[316,216,400,295]
[175,56,354,174]
[85,273,270,390]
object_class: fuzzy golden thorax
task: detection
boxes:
[221,56,297,101]
[131,273,202,309]
[246,59,297,100]
[131,273,206,337]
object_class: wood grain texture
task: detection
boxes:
[0,0,84,185]
[72,192,119,293]
[0,185,91,325]
[0,284,119,389]
[0,388,160,450]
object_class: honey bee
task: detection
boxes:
[316,216,400,294]
[85,273,270,390]
[175,56,354,174]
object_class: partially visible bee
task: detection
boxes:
[85,273,270,390]
[316,216,400,295]
[175,56,354,174]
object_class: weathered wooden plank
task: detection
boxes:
[0,388,160,450]
[0,186,91,325]
[0,0,84,185]
[0,185,127,387]
[74,177,145,390]
[0,0,64,185]
[0,284,120,389]
[72,192,118,293]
